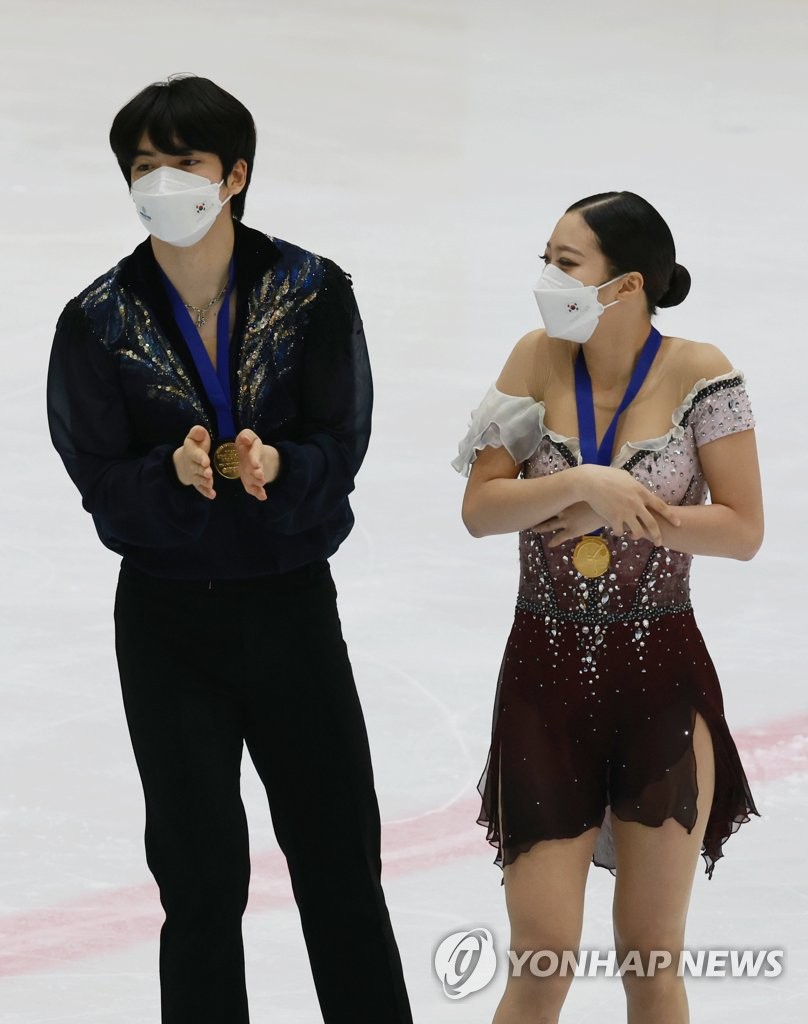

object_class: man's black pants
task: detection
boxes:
[114,559,413,1024]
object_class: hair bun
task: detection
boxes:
[657,263,691,308]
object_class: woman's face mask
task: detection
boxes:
[533,262,628,343]
[130,166,231,247]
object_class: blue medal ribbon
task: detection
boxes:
[574,326,662,466]
[160,259,237,440]
[574,326,662,537]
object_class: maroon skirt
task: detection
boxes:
[477,605,759,882]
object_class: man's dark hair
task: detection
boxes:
[566,191,691,316]
[109,74,256,222]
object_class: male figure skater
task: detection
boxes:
[47,73,413,1024]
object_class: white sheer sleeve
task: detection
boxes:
[451,384,544,477]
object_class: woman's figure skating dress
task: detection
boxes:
[453,368,760,881]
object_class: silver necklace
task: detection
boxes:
[184,277,229,329]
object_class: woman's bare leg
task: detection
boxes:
[492,827,600,1024]
[611,711,716,1024]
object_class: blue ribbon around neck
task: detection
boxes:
[574,326,662,467]
[573,326,662,537]
[160,260,237,439]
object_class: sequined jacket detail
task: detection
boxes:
[47,223,372,579]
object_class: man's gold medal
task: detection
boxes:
[213,441,241,480]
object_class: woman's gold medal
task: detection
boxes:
[572,534,611,578]
[570,327,662,580]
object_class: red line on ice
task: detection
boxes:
[1,712,806,978]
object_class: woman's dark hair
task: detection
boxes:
[109,74,256,222]
[566,191,691,315]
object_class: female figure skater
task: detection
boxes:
[47,75,413,1024]
[453,191,763,1023]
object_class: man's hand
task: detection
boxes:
[173,425,216,499]
[235,428,281,501]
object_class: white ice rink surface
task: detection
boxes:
[2,1,807,1020]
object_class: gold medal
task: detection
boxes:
[572,534,611,578]
[213,441,241,479]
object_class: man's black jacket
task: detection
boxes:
[47,221,372,579]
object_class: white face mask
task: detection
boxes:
[533,263,628,343]
[130,166,231,247]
